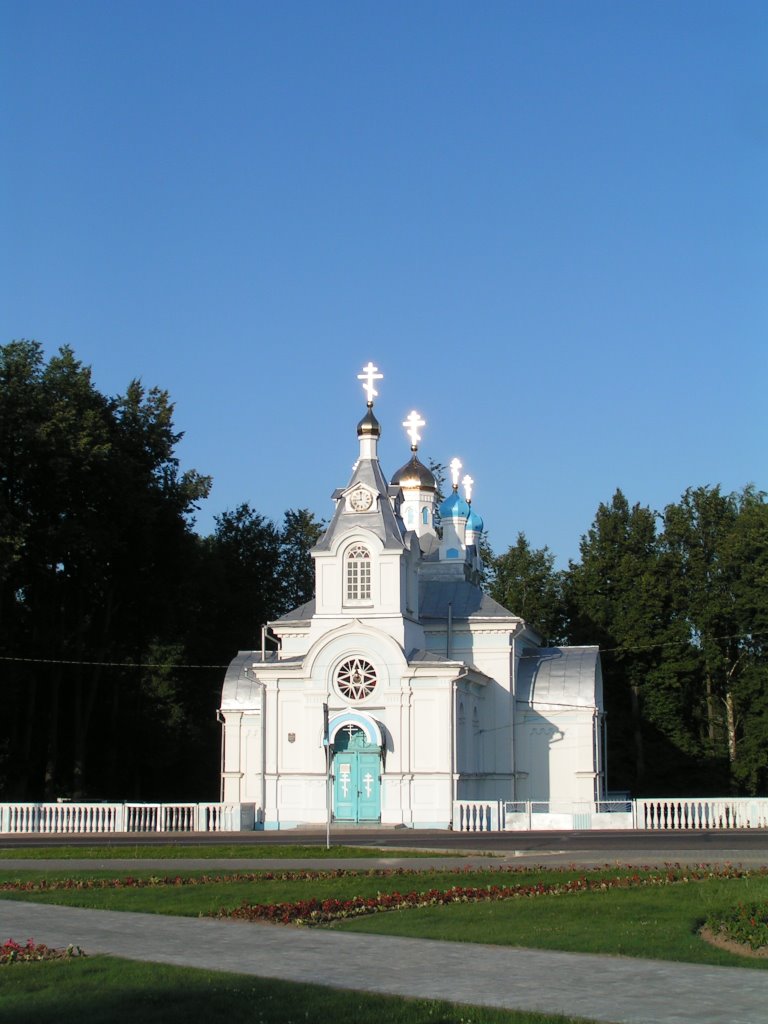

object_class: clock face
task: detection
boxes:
[349,487,373,512]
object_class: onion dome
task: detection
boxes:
[390,454,436,490]
[466,506,484,534]
[357,405,381,438]
[439,489,470,520]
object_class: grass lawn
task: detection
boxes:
[337,874,768,969]
[0,955,598,1024]
[0,865,615,915]
[2,863,766,969]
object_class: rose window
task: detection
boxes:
[335,658,377,701]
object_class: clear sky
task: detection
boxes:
[2,1,766,567]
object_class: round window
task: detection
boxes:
[335,657,377,701]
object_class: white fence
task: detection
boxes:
[3,797,767,834]
[0,802,256,834]
[636,797,768,831]
[452,797,768,832]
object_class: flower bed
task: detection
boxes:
[2,939,85,964]
[2,863,761,896]
[706,901,768,952]
[215,865,764,926]
[0,867,435,893]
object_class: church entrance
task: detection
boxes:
[332,724,381,822]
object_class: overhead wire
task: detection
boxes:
[0,631,763,670]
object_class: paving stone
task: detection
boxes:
[2,898,767,1024]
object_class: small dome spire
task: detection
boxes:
[466,505,484,534]
[357,404,381,438]
[391,454,436,490]
[438,489,470,520]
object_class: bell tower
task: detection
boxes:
[309,364,422,645]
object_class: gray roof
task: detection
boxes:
[221,650,309,705]
[516,646,603,709]
[313,456,405,553]
[275,581,516,625]
[275,599,316,623]
[220,651,263,708]
[407,648,461,665]
[418,580,518,620]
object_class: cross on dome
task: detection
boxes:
[357,362,383,405]
[462,475,474,503]
[402,410,425,449]
[449,457,462,490]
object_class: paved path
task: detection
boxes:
[4,849,768,872]
[2,899,767,1024]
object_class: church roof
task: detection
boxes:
[418,580,518,620]
[390,453,437,490]
[313,454,405,553]
[466,506,484,534]
[276,599,315,622]
[220,652,263,708]
[357,405,381,437]
[407,648,460,664]
[516,646,602,709]
[274,584,514,625]
[439,489,470,520]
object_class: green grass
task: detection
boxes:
[3,863,768,969]
[0,868,602,917]
[0,866,644,916]
[0,956,598,1024]
[0,843,442,860]
[338,875,768,969]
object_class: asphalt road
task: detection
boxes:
[2,827,768,867]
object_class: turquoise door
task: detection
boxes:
[332,726,381,822]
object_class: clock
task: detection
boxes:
[348,487,373,512]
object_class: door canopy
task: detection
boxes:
[327,710,383,749]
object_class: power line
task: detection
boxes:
[598,632,765,656]
[0,631,763,670]
[0,655,229,670]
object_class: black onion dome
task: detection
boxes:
[357,405,381,438]
[390,454,436,490]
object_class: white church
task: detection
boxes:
[219,364,605,829]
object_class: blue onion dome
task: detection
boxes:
[391,454,436,490]
[466,506,484,534]
[357,405,381,438]
[438,489,470,520]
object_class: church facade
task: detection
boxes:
[219,365,605,829]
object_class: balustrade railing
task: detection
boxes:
[3,797,766,834]
[0,801,255,834]
[452,797,768,831]
[453,800,503,832]
[637,797,768,830]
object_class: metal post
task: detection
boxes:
[323,703,331,850]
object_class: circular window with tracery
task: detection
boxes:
[335,657,377,701]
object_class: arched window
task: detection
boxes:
[345,544,371,602]
[421,506,429,525]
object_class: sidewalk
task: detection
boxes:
[2,899,767,1024]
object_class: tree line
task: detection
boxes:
[0,342,322,801]
[1,342,765,801]
[490,487,767,797]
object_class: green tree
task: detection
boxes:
[490,532,566,644]
[0,341,211,799]
[278,508,324,612]
[202,504,283,655]
[564,490,685,793]
[661,485,768,792]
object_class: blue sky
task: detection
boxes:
[2,1,765,567]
